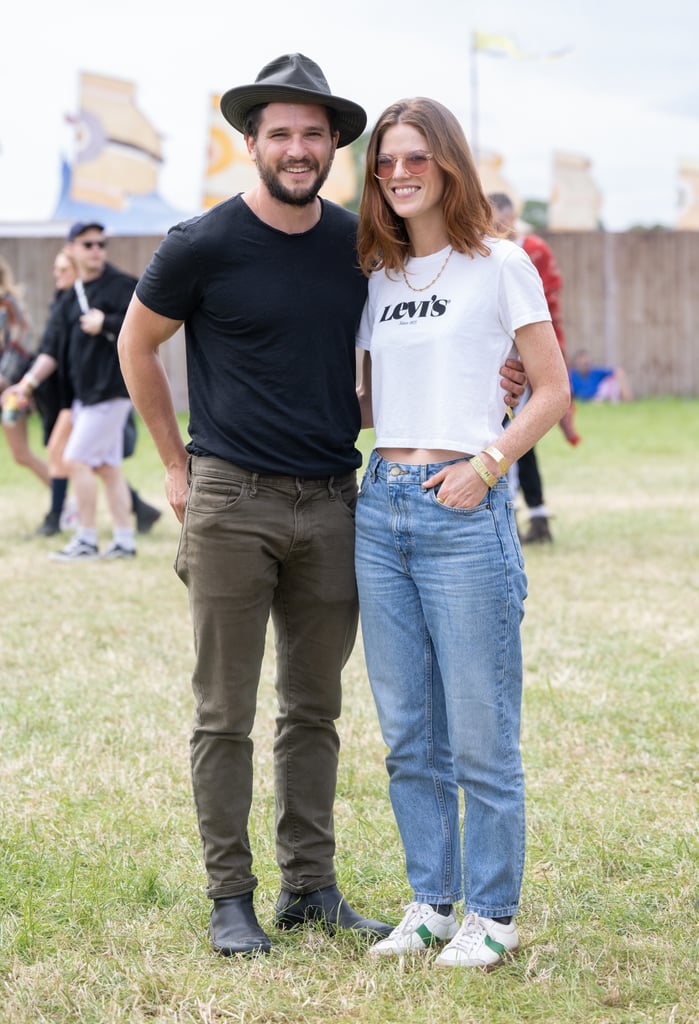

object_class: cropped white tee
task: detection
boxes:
[356,238,550,454]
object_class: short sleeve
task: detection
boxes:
[498,246,551,335]
[355,275,380,351]
[136,226,202,321]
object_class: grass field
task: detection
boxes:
[1,398,698,1024]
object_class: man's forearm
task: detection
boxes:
[123,351,187,472]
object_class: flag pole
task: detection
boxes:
[470,31,479,164]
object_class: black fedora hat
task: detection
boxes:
[220,53,367,148]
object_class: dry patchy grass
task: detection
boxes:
[0,400,697,1024]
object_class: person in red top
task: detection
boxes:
[521,234,564,345]
[489,194,580,543]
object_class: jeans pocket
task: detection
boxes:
[336,474,359,515]
[187,474,246,514]
[428,486,489,514]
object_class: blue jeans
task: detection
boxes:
[355,451,528,918]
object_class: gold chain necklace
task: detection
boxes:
[401,246,453,292]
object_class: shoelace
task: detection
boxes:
[392,902,432,936]
[448,912,488,951]
[67,539,93,553]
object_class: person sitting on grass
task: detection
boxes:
[569,348,633,402]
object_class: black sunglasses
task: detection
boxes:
[79,240,107,249]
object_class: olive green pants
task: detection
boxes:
[175,455,358,899]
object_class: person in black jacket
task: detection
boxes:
[26,247,161,539]
[16,223,141,560]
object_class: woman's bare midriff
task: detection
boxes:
[377,448,470,465]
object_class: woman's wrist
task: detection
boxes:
[470,445,509,488]
[482,445,509,476]
[469,454,498,488]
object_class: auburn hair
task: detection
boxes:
[357,97,495,277]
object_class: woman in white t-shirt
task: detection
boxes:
[354,97,570,969]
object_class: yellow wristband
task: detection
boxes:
[469,455,498,488]
[484,445,509,475]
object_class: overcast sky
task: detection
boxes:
[2,0,697,230]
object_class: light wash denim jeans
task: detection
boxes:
[355,451,528,918]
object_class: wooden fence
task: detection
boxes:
[2,230,698,406]
[541,231,699,398]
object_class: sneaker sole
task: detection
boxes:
[435,944,519,971]
[370,922,459,956]
[49,552,99,562]
[370,943,446,957]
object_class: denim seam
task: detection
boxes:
[491,489,527,908]
[424,630,455,897]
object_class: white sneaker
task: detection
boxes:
[370,902,459,956]
[435,912,519,969]
[49,537,99,562]
[101,542,136,560]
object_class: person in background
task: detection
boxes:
[11,222,140,560]
[25,248,162,539]
[355,97,570,968]
[30,250,80,535]
[489,192,580,544]
[569,348,633,402]
[0,256,50,490]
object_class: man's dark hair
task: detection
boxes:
[488,192,514,214]
[243,103,338,140]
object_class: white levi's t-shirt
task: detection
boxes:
[356,238,551,455]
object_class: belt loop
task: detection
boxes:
[249,472,258,498]
[327,475,336,499]
[369,453,379,483]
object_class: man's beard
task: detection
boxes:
[257,156,333,207]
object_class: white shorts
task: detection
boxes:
[64,398,132,468]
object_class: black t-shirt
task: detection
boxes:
[40,264,136,405]
[136,195,367,477]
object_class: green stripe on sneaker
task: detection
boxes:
[484,934,507,957]
[416,923,440,947]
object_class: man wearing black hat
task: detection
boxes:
[119,54,523,957]
[119,54,392,957]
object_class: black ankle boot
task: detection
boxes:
[33,512,61,537]
[521,516,553,543]
[210,892,272,956]
[274,884,392,938]
[130,489,162,534]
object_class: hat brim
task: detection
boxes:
[68,221,105,241]
[220,84,367,148]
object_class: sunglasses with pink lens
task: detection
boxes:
[375,151,434,179]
